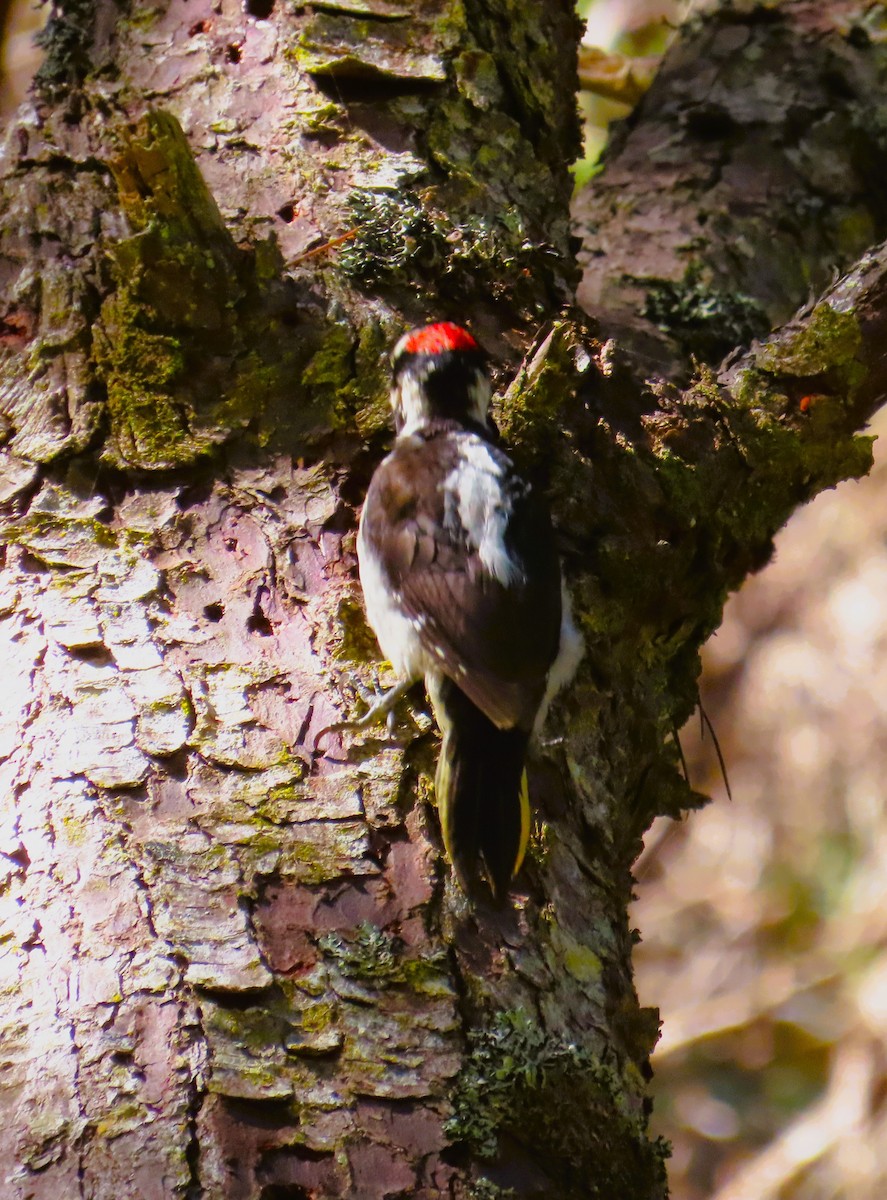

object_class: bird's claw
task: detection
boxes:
[313,675,415,751]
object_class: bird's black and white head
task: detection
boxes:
[390,323,492,436]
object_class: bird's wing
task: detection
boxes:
[360,429,562,730]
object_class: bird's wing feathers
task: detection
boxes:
[361,429,562,730]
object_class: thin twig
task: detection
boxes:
[290,228,358,267]
[700,700,732,801]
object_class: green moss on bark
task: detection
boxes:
[446,1009,668,1198]
[94,111,329,468]
[34,0,96,94]
[643,268,771,363]
[319,924,450,995]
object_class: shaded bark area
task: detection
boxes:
[1,2,886,1199]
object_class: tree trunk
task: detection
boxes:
[1,1,885,1197]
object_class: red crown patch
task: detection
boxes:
[400,323,480,357]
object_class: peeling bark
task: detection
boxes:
[1,0,885,1197]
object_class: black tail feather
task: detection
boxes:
[431,677,530,902]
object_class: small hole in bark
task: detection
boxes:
[220,1095,296,1125]
[198,986,270,1011]
[277,203,296,223]
[204,603,225,622]
[189,19,209,35]
[245,0,275,18]
[247,607,274,637]
[67,644,114,666]
[685,105,736,140]
[259,1187,310,1200]
[226,42,242,63]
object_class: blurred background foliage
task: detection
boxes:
[575,0,681,185]
[3,1,885,1197]
[0,0,43,119]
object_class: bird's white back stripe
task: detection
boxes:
[444,436,523,588]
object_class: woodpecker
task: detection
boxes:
[351,322,582,901]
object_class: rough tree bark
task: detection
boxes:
[0,0,885,1197]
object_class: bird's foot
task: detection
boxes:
[313,674,416,750]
